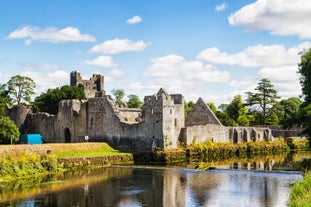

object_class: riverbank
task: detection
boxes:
[135,138,302,165]
[0,139,308,182]
[0,143,134,182]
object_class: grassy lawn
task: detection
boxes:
[45,142,126,158]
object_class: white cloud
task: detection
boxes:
[83,55,117,68]
[89,38,150,55]
[126,15,142,24]
[21,63,62,71]
[215,3,228,12]
[258,65,301,98]
[228,0,311,39]
[21,70,69,95]
[110,69,125,77]
[104,69,125,83]
[197,42,311,67]
[133,54,230,96]
[7,26,96,44]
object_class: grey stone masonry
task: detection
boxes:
[11,71,299,152]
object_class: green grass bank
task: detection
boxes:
[0,143,134,182]
[289,171,311,207]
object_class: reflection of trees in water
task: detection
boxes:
[0,167,133,205]
[187,173,220,206]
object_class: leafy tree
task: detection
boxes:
[127,94,143,108]
[265,111,279,126]
[276,97,303,128]
[226,95,249,126]
[207,102,217,114]
[7,75,35,105]
[206,102,217,115]
[218,103,228,112]
[0,84,10,117]
[298,48,311,145]
[245,78,280,125]
[34,85,86,114]
[215,111,236,126]
[0,116,20,144]
[111,88,125,106]
[185,101,195,116]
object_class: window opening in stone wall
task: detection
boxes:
[151,108,154,115]
[90,118,93,128]
[174,119,177,126]
[170,109,172,115]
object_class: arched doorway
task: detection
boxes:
[64,128,71,143]
[233,130,238,144]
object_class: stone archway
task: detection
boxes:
[233,129,238,144]
[64,128,71,143]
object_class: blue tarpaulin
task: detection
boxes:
[20,134,43,144]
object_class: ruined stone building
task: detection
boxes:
[21,71,275,152]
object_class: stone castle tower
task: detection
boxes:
[143,88,185,149]
[70,71,105,99]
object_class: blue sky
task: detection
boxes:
[1,0,310,106]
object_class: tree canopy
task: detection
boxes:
[245,78,280,125]
[0,116,20,144]
[298,48,311,146]
[111,88,125,106]
[33,85,86,114]
[6,75,35,105]
[127,94,143,108]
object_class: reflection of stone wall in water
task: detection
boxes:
[15,71,302,152]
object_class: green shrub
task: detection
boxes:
[289,172,311,207]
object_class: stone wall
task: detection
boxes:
[181,124,229,145]
[119,108,142,123]
[6,105,29,130]
[17,71,295,152]
[70,71,105,99]
[22,112,58,143]
[228,127,273,143]
[186,98,222,127]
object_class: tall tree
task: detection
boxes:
[33,85,86,114]
[226,95,249,126]
[7,75,35,105]
[127,94,143,108]
[245,78,280,125]
[298,48,311,146]
[111,88,125,106]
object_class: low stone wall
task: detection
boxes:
[58,154,134,169]
[181,124,229,145]
[228,127,272,143]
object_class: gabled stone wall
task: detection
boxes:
[186,98,222,127]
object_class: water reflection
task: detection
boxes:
[0,166,302,207]
[0,152,308,207]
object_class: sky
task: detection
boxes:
[1,0,311,106]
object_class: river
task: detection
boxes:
[0,153,307,207]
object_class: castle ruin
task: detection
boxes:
[21,71,275,152]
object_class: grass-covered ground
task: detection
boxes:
[45,142,125,157]
[0,142,133,182]
[289,171,311,207]
[0,142,125,158]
